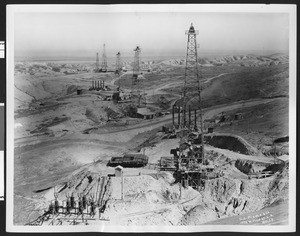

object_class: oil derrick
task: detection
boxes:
[170,24,209,191]
[131,46,146,107]
[95,52,99,72]
[115,52,122,75]
[176,23,205,169]
[100,44,107,72]
[115,52,122,90]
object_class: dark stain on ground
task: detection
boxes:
[30,116,70,134]
[15,101,67,119]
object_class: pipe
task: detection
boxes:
[194,109,197,130]
[183,106,186,127]
[172,104,175,126]
[178,106,180,126]
[188,105,191,127]
[121,173,124,200]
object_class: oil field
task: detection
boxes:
[12,17,290,228]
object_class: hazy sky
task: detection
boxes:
[14,12,289,58]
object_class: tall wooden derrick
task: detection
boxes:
[115,52,122,75]
[115,51,122,90]
[95,52,99,72]
[100,44,107,72]
[173,23,205,170]
[131,46,146,107]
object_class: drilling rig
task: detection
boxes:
[131,46,146,108]
[100,44,107,72]
[115,52,122,75]
[170,23,216,190]
[95,52,100,72]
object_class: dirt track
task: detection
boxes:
[14,96,285,153]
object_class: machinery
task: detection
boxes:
[107,153,149,167]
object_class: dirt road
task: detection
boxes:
[15,97,285,151]
[204,73,229,84]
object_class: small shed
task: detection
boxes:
[112,92,121,102]
[136,108,155,120]
[234,113,243,120]
[115,165,124,177]
[77,89,83,95]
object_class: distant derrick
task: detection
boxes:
[95,52,99,72]
[132,46,141,80]
[115,52,122,75]
[100,44,108,72]
[131,46,146,108]
[115,52,122,90]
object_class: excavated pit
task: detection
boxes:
[205,133,259,155]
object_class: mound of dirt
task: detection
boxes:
[181,205,218,225]
[205,200,288,225]
[85,108,104,123]
[205,134,258,155]
[182,172,289,225]
[15,75,52,102]
[104,172,202,225]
